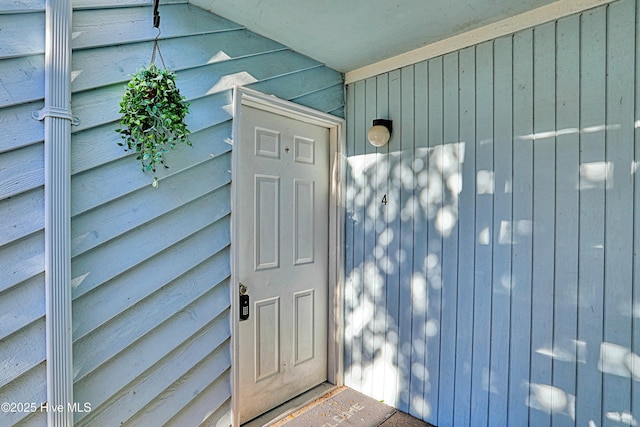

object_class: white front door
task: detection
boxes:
[236,104,330,424]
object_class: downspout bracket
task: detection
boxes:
[33,106,80,126]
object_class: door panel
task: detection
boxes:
[237,105,329,424]
[293,289,315,365]
[255,127,281,159]
[254,175,280,270]
[294,179,314,265]
[255,297,280,381]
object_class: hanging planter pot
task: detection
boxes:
[116,4,190,187]
[116,63,191,187]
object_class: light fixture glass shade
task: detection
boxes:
[368,124,390,147]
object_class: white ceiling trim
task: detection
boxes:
[345,0,618,84]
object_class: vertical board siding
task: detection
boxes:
[508,28,535,427]
[603,1,636,423]
[398,65,416,414]
[0,3,46,426]
[385,69,402,408]
[68,2,343,426]
[552,14,580,427]
[576,6,607,426]
[373,72,389,405]
[344,82,356,390]
[634,0,640,420]
[438,51,461,424]
[344,1,640,425]
[411,61,429,419]
[347,79,365,391]
[471,41,493,427]
[454,46,477,427]
[530,21,557,427]
[488,34,513,427]
[362,76,377,399]
[425,58,443,422]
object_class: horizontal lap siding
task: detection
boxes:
[344,1,640,426]
[68,2,343,426]
[0,1,343,426]
[0,4,46,426]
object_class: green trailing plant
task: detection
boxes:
[116,63,191,187]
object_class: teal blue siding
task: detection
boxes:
[345,1,640,425]
[0,1,343,426]
[488,35,513,427]
[471,41,493,427]
[552,15,580,427]
[576,7,607,426]
[508,28,535,426]
[604,0,636,422]
[438,52,461,423]
[634,0,640,419]
[0,3,47,426]
[386,69,402,408]
[68,2,342,426]
[398,65,416,414]
[454,46,477,427]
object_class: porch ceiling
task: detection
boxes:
[188,0,558,73]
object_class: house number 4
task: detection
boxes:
[382,194,388,205]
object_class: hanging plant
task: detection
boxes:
[116,63,191,187]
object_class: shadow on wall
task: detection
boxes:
[344,121,640,426]
[344,141,465,419]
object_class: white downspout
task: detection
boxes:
[39,0,74,424]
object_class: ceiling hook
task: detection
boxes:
[153,0,161,28]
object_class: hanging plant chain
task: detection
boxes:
[150,28,166,69]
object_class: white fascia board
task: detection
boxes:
[345,0,618,84]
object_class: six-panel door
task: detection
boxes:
[237,105,329,424]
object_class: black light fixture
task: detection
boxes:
[368,119,392,147]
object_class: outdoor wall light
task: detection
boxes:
[368,119,392,147]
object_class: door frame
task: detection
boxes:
[230,86,345,427]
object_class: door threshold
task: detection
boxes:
[241,382,338,427]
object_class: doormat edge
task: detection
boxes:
[277,387,395,427]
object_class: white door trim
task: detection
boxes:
[230,86,345,427]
